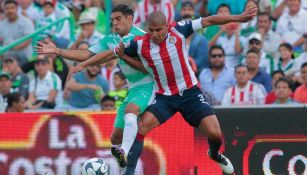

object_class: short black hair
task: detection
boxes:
[4,0,18,6]
[112,4,134,17]
[181,1,194,9]
[209,45,225,56]
[272,70,285,77]
[258,12,272,21]
[7,93,22,108]
[216,3,231,13]
[100,95,115,104]
[114,71,126,81]
[274,77,291,89]
[235,64,248,72]
[247,48,260,56]
[301,62,307,70]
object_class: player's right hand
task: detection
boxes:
[35,39,57,55]
[116,42,125,58]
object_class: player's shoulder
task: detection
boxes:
[131,26,146,36]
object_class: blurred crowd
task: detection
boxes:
[0,0,307,113]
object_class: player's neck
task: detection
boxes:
[118,26,133,38]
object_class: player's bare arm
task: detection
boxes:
[201,6,258,27]
[66,50,115,81]
[116,42,147,73]
[36,39,94,61]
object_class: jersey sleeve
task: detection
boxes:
[88,37,108,54]
[124,39,139,57]
[174,18,203,38]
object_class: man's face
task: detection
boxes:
[258,15,271,31]
[301,66,307,84]
[180,6,194,19]
[111,12,132,36]
[4,3,18,21]
[304,38,307,51]
[249,39,263,50]
[148,22,169,44]
[246,52,260,69]
[3,59,18,74]
[235,66,249,85]
[86,65,100,78]
[43,4,54,16]
[209,48,225,68]
[275,81,291,99]
[0,77,12,95]
[217,6,230,15]
[287,0,301,14]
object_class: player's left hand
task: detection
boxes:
[239,6,258,23]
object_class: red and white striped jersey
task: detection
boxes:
[133,0,174,27]
[221,81,267,106]
[125,19,203,95]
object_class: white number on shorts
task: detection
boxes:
[198,94,206,104]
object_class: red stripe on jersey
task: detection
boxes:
[240,91,244,102]
[141,37,165,94]
[159,38,179,95]
[166,3,172,23]
[171,30,193,89]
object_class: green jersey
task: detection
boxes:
[89,26,153,88]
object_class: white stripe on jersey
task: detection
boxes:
[171,28,198,88]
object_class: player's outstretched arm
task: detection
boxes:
[66,50,115,81]
[201,6,258,28]
[35,39,93,61]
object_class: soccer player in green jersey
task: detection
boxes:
[36,4,154,174]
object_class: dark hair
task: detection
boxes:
[274,77,291,89]
[100,95,115,104]
[114,71,126,81]
[279,43,295,59]
[272,70,285,77]
[235,64,247,72]
[209,45,225,56]
[6,93,22,108]
[216,3,231,13]
[247,48,260,56]
[77,41,90,49]
[4,0,18,6]
[112,4,134,17]
[258,12,272,21]
[301,62,307,70]
[181,1,194,9]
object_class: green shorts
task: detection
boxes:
[114,82,155,129]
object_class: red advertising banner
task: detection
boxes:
[0,112,205,175]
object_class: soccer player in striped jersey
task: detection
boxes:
[36,4,154,175]
[114,9,258,174]
[72,6,257,175]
